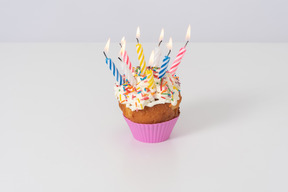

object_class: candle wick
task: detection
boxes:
[184,41,189,48]
[103,51,108,59]
[136,38,139,44]
[158,40,162,47]
[119,43,122,48]
[167,50,171,57]
[118,57,122,62]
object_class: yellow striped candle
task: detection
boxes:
[146,69,155,90]
[146,51,156,90]
[136,27,146,75]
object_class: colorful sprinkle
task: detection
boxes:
[162,81,167,87]
[161,89,166,94]
[115,66,180,111]
[140,76,147,81]
[166,85,172,93]
[141,96,149,100]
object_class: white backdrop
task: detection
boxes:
[0,0,287,42]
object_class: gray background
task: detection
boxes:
[0,0,288,42]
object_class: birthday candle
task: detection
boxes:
[159,38,172,79]
[106,58,123,85]
[169,48,186,76]
[159,56,170,79]
[146,51,156,90]
[146,69,155,89]
[120,39,136,86]
[120,37,133,73]
[153,28,164,67]
[119,58,128,82]
[169,25,191,76]
[136,27,146,75]
[103,39,123,85]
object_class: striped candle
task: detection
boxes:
[121,40,136,86]
[159,56,170,78]
[120,59,136,87]
[136,27,146,75]
[136,43,146,75]
[169,47,186,76]
[120,39,133,73]
[169,25,190,76]
[106,58,123,85]
[121,50,133,72]
[159,37,172,79]
[146,69,155,90]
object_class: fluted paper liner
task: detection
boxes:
[124,116,179,143]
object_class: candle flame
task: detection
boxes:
[167,37,173,50]
[136,26,140,39]
[121,36,125,46]
[186,25,191,41]
[149,50,154,65]
[121,39,126,54]
[159,28,164,42]
[104,38,110,53]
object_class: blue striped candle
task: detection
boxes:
[106,58,123,85]
[159,56,170,78]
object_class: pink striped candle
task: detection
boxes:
[120,39,136,86]
[169,47,186,76]
[120,40,133,73]
[169,25,191,76]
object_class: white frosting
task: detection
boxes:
[114,67,181,111]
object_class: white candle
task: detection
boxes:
[153,28,164,67]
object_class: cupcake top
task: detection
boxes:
[115,66,181,111]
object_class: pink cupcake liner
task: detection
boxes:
[124,116,179,143]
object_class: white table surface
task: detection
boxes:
[0,43,288,192]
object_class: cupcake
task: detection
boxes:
[103,26,190,143]
[115,66,181,143]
